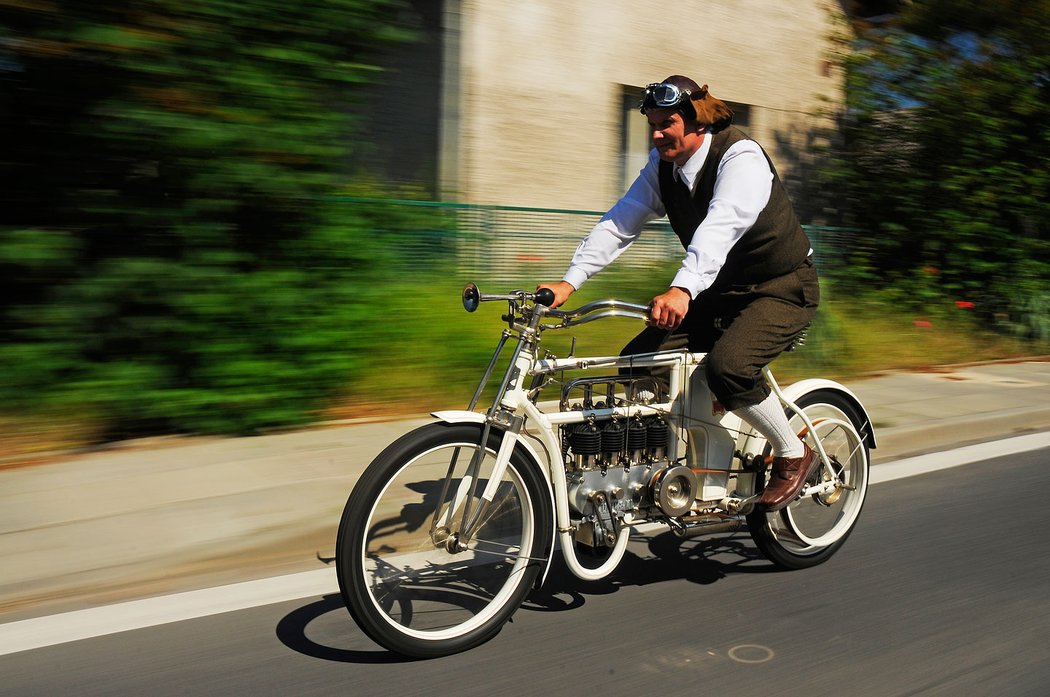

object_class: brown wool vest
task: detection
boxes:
[658,127,810,292]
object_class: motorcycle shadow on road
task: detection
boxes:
[522,528,775,613]
[275,593,406,664]
[274,528,773,664]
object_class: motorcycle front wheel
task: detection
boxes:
[336,422,552,658]
[747,389,871,569]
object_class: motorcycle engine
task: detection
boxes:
[561,399,695,547]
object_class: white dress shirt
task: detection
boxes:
[563,136,774,298]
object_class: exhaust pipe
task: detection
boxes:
[667,515,744,538]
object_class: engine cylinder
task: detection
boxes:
[601,420,625,458]
[572,422,602,456]
[645,416,668,447]
[646,416,669,458]
[626,419,647,452]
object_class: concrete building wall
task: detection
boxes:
[448,0,846,210]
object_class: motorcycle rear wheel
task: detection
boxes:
[336,422,552,658]
[747,390,870,569]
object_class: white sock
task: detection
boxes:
[732,390,805,458]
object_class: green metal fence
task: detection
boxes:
[337,196,861,287]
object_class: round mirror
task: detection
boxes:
[462,283,481,312]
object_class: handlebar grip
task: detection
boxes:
[534,288,556,307]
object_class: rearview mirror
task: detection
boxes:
[462,283,481,312]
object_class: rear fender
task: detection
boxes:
[430,410,559,587]
[779,379,878,449]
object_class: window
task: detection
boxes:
[620,85,651,191]
[725,101,751,132]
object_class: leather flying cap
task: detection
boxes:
[642,75,734,133]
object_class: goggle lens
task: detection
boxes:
[641,82,690,111]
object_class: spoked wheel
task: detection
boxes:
[336,422,552,659]
[747,390,871,569]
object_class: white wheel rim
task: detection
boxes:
[361,440,537,641]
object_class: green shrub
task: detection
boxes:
[0,1,413,438]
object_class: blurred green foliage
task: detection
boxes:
[820,0,1050,339]
[0,0,417,437]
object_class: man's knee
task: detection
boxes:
[704,349,735,392]
[704,348,766,408]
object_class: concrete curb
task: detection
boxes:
[871,406,1050,463]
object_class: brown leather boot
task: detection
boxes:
[756,443,820,511]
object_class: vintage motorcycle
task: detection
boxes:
[335,284,876,658]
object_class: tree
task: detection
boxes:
[0,1,417,436]
[823,0,1050,335]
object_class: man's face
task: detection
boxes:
[647,108,704,165]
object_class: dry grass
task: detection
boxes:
[772,298,1038,383]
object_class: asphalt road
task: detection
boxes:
[3,446,1048,696]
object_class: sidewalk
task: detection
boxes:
[2,358,1049,622]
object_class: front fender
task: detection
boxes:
[430,410,559,587]
[429,410,543,460]
[779,379,878,449]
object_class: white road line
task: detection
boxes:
[0,568,336,657]
[2,431,1048,657]
[868,431,1050,484]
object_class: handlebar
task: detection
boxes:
[540,298,650,329]
[461,282,650,330]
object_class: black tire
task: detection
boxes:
[336,422,552,658]
[747,390,870,569]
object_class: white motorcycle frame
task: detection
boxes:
[436,287,876,584]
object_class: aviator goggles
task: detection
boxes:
[640,82,692,112]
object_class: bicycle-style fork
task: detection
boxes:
[429,285,550,551]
